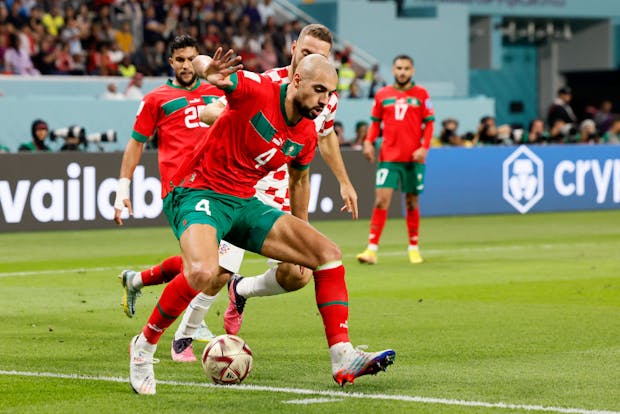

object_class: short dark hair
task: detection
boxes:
[393,54,413,66]
[170,35,199,56]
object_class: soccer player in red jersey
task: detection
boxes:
[121,25,358,349]
[357,54,435,265]
[127,52,395,395]
[113,35,243,363]
[201,23,357,335]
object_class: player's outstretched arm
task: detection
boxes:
[204,47,243,89]
[114,138,144,226]
[318,130,358,219]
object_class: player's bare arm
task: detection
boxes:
[362,140,376,162]
[288,166,311,223]
[199,101,225,125]
[114,138,145,225]
[318,130,358,219]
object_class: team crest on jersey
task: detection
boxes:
[281,139,303,157]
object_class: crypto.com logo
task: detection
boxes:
[502,145,544,213]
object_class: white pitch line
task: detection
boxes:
[0,243,562,278]
[0,370,617,414]
[283,397,343,404]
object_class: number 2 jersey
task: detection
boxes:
[370,84,434,163]
[182,70,318,198]
[131,79,223,198]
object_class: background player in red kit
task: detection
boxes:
[127,52,395,395]
[357,54,435,265]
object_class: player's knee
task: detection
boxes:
[318,240,341,264]
[185,262,219,291]
[277,264,312,292]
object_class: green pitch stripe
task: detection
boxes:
[317,301,348,308]
[156,303,177,319]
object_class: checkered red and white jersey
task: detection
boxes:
[256,67,339,211]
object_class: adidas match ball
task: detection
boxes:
[201,334,253,385]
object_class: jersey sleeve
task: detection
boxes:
[369,92,383,123]
[224,70,265,108]
[316,94,338,137]
[131,95,159,142]
[421,89,435,123]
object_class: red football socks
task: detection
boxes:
[142,272,199,344]
[406,207,420,246]
[314,263,350,347]
[141,255,183,286]
[368,207,387,246]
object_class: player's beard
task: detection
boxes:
[395,75,412,88]
[176,72,198,88]
[294,98,322,120]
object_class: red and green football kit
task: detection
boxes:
[364,82,435,251]
[131,78,223,198]
[181,70,317,197]
[367,83,435,162]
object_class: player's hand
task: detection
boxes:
[113,199,133,226]
[205,47,243,88]
[339,182,359,220]
[413,147,428,163]
[362,140,375,162]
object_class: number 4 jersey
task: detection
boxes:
[182,70,318,199]
[131,79,223,198]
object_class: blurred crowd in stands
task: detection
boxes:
[0,0,304,77]
[426,87,619,148]
[1,0,617,153]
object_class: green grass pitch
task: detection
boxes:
[0,211,618,413]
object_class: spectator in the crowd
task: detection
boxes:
[4,32,40,75]
[124,72,144,100]
[32,34,58,74]
[41,4,64,37]
[337,54,356,93]
[601,117,620,144]
[547,86,577,130]
[100,82,125,100]
[257,0,277,26]
[548,119,571,143]
[348,78,362,99]
[18,119,51,152]
[475,116,499,145]
[118,53,137,78]
[577,119,599,144]
[439,118,463,146]
[145,39,168,76]
[256,37,277,72]
[365,63,386,98]
[350,121,369,150]
[593,100,614,135]
[334,121,347,146]
[115,19,135,56]
[521,118,547,144]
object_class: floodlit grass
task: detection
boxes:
[0,211,619,413]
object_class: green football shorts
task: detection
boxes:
[163,187,285,254]
[375,161,426,194]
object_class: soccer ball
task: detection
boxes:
[201,334,253,385]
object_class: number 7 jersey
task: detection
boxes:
[371,84,434,162]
